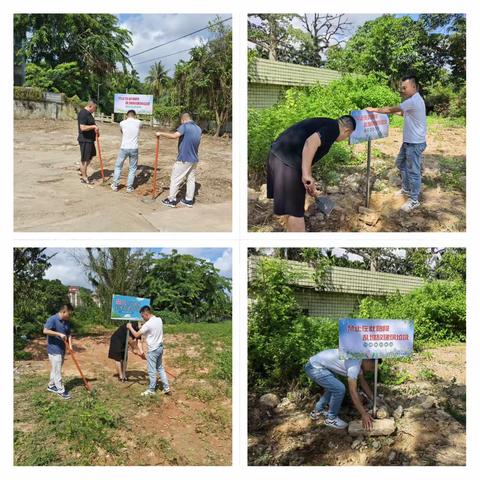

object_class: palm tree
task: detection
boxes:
[145,61,170,100]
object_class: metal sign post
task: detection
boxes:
[365,139,372,207]
[373,357,378,417]
[122,326,129,379]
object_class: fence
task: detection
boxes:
[249,256,425,319]
[248,58,342,109]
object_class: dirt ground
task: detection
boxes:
[249,124,466,232]
[14,119,232,231]
[14,328,231,466]
[248,344,466,466]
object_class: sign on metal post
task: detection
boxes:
[349,110,390,207]
[114,93,154,115]
[111,294,151,320]
[339,318,414,418]
[339,318,414,359]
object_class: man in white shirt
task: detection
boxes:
[127,305,170,396]
[304,348,377,430]
[111,109,142,193]
[367,75,427,212]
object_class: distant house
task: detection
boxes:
[248,58,342,109]
[249,257,425,319]
[68,286,81,308]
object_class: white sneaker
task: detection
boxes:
[310,410,328,420]
[400,199,420,212]
[141,389,155,396]
[111,183,119,192]
[324,416,348,429]
[395,188,411,197]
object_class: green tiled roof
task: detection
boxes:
[249,257,424,296]
[248,58,342,87]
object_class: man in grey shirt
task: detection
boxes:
[367,75,427,212]
[304,348,378,429]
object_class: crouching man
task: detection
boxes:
[304,348,379,429]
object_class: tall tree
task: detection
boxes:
[174,19,232,136]
[145,61,170,100]
[291,14,352,67]
[14,14,132,99]
[77,248,153,321]
[248,14,296,61]
[140,250,231,323]
[326,15,438,88]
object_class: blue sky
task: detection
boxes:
[116,14,231,80]
[44,248,232,289]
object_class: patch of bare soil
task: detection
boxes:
[16,332,231,466]
[248,126,465,232]
[14,119,232,231]
[248,345,465,466]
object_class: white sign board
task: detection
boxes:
[339,318,414,359]
[114,93,153,115]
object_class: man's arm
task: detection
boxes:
[43,327,66,340]
[348,377,374,430]
[126,322,142,339]
[79,124,99,133]
[366,106,402,114]
[156,131,181,139]
[358,373,374,400]
[301,132,321,197]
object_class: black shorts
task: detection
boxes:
[79,141,96,162]
[267,151,306,217]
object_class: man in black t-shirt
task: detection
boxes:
[77,100,99,185]
[266,115,356,232]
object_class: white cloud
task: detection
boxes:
[213,250,232,278]
[44,249,91,289]
[117,14,231,80]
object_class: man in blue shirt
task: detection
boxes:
[156,112,202,208]
[43,303,74,399]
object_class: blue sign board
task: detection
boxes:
[349,110,389,144]
[111,294,151,321]
[339,318,414,359]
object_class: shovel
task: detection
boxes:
[64,339,93,393]
[141,134,160,204]
[96,131,105,183]
[305,180,336,217]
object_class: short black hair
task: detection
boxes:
[181,111,192,119]
[139,305,152,314]
[126,109,136,117]
[60,303,74,312]
[338,114,356,132]
[401,75,418,87]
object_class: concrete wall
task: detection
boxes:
[14,99,78,120]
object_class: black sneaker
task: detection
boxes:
[47,385,58,393]
[162,198,177,208]
[179,199,194,208]
[57,391,72,400]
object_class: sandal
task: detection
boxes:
[81,178,93,185]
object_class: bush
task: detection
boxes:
[248,258,338,393]
[158,310,184,325]
[14,86,43,102]
[425,82,465,118]
[358,280,466,345]
[248,74,400,185]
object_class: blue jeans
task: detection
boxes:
[304,361,345,418]
[147,345,169,392]
[395,142,427,202]
[113,148,138,189]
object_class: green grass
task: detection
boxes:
[14,321,232,466]
[390,114,465,129]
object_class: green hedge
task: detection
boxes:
[358,280,466,344]
[248,74,400,185]
[14,86,43,102]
